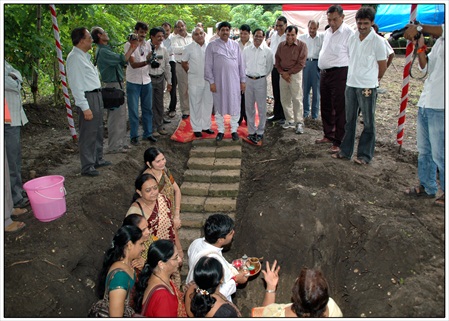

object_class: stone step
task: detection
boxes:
[216,145,242,158]
[184,169,240,183]
[214,158,241,170]
[209,183,239,197]
[187,157,215,170]
[204,197,237,212]
[181,196,206,212]
[211,169,241,183]
[184,169,212,183]
[188,157,241,170]
[181,212,207,229]
[178,227,202,251]
[181,212,236,229]
[190,146,216,158]
[192,139,241,147]
[181,182,210,196]
[181,182,239,197]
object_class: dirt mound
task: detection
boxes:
[3,55,445,317]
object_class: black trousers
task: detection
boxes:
[238,92,246,125]
[168,61,177,112]
[271,68,285,120]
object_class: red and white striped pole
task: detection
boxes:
[396,4,418,148]
[49,4,77,141]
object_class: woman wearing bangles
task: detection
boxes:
[93,226,145,317]
[126,173,183,287]
[184,256,241,317]
[133,240,186,317]
[256,261,343,317]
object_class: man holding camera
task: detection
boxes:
[66,27,112,176]
[148,27,172,137]
[404,24,444,207]
[91,26,137,154]
[125,21,158,145]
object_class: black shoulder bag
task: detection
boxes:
[95,47,126,110]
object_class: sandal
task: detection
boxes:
[354,158,369,165]
[11,208,29,218]
[404,185,436,198]
[5,221,26,233]
[331,153,346,160]
[434,194,445,207]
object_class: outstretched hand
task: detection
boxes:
[261,260,280,289]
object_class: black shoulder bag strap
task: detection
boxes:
[94,45,123,90]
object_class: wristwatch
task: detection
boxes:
[416,25,423,32]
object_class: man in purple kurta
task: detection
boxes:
[204,21,246,141]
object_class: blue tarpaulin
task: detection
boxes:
[375,4,445,32]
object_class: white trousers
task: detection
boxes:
[215,113,240,134]
[189,81,213,132]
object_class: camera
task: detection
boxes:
[148,44,163,68]
[127,33,139,42]
[391,21,422,40]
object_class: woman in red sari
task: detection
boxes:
[133,240,186,317]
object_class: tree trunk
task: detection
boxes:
[31,4,42,104]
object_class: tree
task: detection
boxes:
[2,4,238,104]
[230,4,281,32]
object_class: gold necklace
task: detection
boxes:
[141,199,156,212]
[150,168,162,183]
[153,273,174,294]
[121,260,132,269]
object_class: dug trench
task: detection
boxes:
[3,56,445,317]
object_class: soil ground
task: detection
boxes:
[3,55,445,318]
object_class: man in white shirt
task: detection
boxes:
[162,22,177,118]
[66,27,111,177]
[148,27,172,137]
[243,29,273,144]
[267,16,287,124]
[171,20,193,119]
[125,22,158,145]
[298,20,324,120]
[316,5,354,154]
[187,214,248,302]
[182,26,214,138]
[332,7,386,164]
[403,24,444,207]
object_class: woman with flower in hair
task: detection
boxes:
[184,256,241,317]
[92,225,145,317]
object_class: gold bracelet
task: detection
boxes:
[265,289,276,293]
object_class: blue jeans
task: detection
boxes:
[302,60,320,119]
[126,82,153,139]
[417,107,445,194]
[340,86,377,163]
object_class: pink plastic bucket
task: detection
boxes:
[23,175,66,222]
